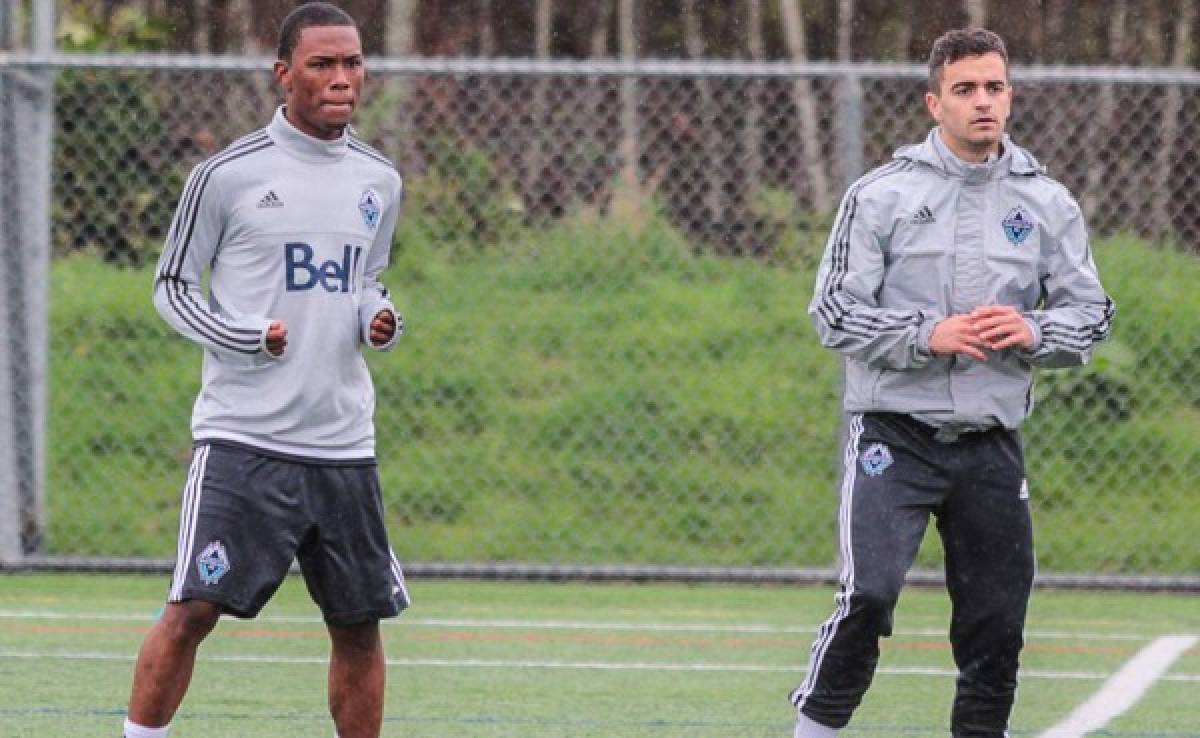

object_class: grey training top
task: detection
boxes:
[154,107,403,460]
[809,128,1114,430]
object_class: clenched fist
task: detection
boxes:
[265,319,288,357]
[369,309,397,347]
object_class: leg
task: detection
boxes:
[939,430,1034,738]
[126,444,301,733]
[127,600,221,727]
[327,620,386,738]
[792,414,945,730]
[301,464,406,738]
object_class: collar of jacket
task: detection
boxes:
[268,105,351,164]
[893,127,1044,182]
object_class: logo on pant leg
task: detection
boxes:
[860,443,894,476]
[196,541,230,585]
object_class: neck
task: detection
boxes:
[283,105,345,141]
[269,106,348,163]
[937,127,998,164]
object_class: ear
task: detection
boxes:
[273,59,291,91]
[925,90,942,123]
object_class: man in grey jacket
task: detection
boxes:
[791,28,1113,738]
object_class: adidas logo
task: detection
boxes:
[910,205,935,225]
[257,190,284,208]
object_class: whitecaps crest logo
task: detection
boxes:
[860,443,894,477]
[196,540,230,585]
[1002,205,1034,245]
[359,188,381,230]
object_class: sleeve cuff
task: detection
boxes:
[362,305,403,351]
[252,316,282,361]
[916,316,940,360]
[1015,315,1045,360]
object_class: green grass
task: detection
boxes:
[1,574,1198,737]
[44,217,1200,573]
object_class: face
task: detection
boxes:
[925,52,1012,163]
[274,25,364,140]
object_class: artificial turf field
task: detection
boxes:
[0,574,1196,737]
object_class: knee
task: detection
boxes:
[329,621,382,656]
[847,586,901,635]
[159,601,220,643]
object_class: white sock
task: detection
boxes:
[123,717,170,738]
[794,711,839,738]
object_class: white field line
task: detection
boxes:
[1,648,1198,682]
[0,609,1158,642]
[1038,635,1199,738]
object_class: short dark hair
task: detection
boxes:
[927,28,1008,94]
[278,2,358,61]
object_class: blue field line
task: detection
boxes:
[1,708,1198,737]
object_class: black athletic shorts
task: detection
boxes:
[167,441,409,625]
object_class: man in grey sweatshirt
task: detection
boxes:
[792,28,1113,738]
[123,5,406,738]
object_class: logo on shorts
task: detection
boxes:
[860,443,894,476]
[196,541,230,585]
[359,188,381,230]
[1002,205,1034,245]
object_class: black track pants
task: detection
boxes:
[790,413,1035,737]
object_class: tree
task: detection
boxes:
[207,0,232,53]
[387,0,416,54]
[618,0,638,190]
[524,0,552,214]
[477,0,495,56]
[1043,0,1068,61]
[1083,0,1127,220]
[964,0,985,27]
[589,0,610,57]
[245,0,391,56]
[743,0,765,190]
[781,0,831,212]
[412,0,475,56]
[1154,0,1196,237]
[894,0,916,60]
[682,0,722,232]
[165,0,199,51]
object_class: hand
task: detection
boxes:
[928,313,990,361]
[265,319,288,357]
[970,305,1035,351]
[369,309,396,347]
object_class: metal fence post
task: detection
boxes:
[0,0,19,563]
[2,0,56,557]
[15,71,53,555]
[26,0,54,555]
[839,69,864,193]
[0,0,12,48]
[0,92,19,562]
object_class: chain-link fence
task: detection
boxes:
[2,56,1198,584]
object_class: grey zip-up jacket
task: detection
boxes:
[809,128,1114,430]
